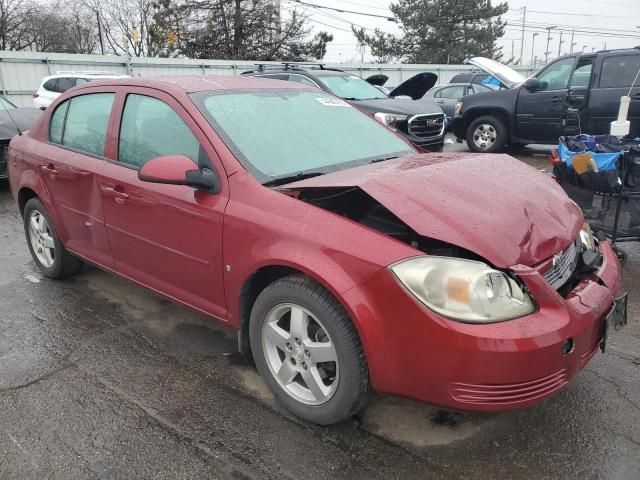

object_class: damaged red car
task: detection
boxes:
[8,76,627,425]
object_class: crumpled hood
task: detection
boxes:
[285,153,583,268]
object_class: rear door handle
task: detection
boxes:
[40,163,58,178]
[101,185,129,203]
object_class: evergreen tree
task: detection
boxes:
[354,0,507,64]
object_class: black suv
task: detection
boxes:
[451,48,640,152]
[242,63,446,151]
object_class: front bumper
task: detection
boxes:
[342,241,623,411]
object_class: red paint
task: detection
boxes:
[8,76,624,412]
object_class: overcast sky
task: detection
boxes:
[283,0,640,65]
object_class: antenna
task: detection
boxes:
[0,97,22,136]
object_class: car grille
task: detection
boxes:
[542,239,580,290]
[408,114,445,138]
[450,369,569,406]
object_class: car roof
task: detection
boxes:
[74,75,313,94]
[42,73,125,80]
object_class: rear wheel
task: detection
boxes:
[466,115,508,153]
[249,275,370,424]
[23,198,83,278]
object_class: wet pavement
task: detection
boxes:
[1,144,639,479]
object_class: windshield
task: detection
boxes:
[191,89,415,183]
[318,74,388,100]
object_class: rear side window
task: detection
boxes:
[56,93,114,156]
[118,94,200,168]
[43,79,57,92]
[435,86,466,99]
[57,78,75,93]
[49,101,69,144]
[600,55,640,88]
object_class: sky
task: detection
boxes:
[282,0,640,65]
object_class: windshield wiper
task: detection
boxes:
[369,155,399,164]
[263,171,325,187]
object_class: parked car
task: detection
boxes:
[0,96,41,179]
[243,64,446,151]
[423,82,494,121]
[9,76,626,425]
[33,71,126,110]
[451,49,640,152]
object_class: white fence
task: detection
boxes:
[0,50,534,107]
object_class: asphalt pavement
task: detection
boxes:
[1,142,639,480]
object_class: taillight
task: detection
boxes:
[32,93,39,98]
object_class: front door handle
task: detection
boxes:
[40,163,58,178]
[550,96,563,103]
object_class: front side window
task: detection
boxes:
[600,55,640,88]
[319,75,388,100]
[57,93,114,156]
[191,89,415,183]
[119,94,200,168]
[536,58,576,91]
[569,63,593,89]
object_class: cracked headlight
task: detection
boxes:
[374,112,408,130]
[580,222,596,251]
[390,256,535,323]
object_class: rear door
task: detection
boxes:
[38,91,115,266]
[515,56,577,141]
[588,52,640,135]
[433,85,466,119]
[99,88,228,318]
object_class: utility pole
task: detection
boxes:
[275,0,281,59]
[557,29,563,57]
[545,26,556,64]
[96,11,105,55]
[530,32,538,68]
[570,30,576,53]
[520,6,526,66]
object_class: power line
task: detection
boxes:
[288,0,396,21]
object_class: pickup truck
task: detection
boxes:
[451,48,640,152]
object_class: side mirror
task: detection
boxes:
[524,77,540,92]
[138,155,220,193]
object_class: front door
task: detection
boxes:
[37,92,115,266]
[99,90,228,318]
[515,57,577,142]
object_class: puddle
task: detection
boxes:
[359,396,491,447]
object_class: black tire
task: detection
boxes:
[466,115,508,153]
[249,275,370,425]
[23,197,83,278]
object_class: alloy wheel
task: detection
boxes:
[262,303,339,405]
[472,123,497,150]
[28,210,55,268]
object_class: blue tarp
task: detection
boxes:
[558,138,621,172]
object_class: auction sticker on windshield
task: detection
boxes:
[316,97,351,107]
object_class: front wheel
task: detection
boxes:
[466,115,508,153]
[249,275,370,425]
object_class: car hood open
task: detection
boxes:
[465,57,526,89]
[389,72,438,100]
[284,153,582,268]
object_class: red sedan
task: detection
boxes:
[8,76,627,425]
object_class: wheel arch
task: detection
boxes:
[464,107,512,140]
[236,262,366,357]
